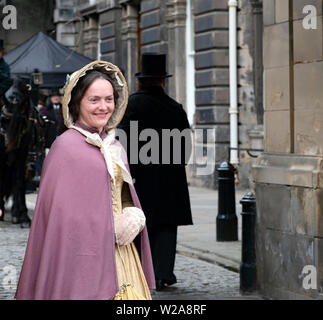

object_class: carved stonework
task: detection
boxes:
[166,0,187,104]
[166,0,186,29]
[119,1,140,92]
[121,4,138,41]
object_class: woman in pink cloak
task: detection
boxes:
[15,61,155,300]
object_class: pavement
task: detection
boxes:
[177,186,246,273]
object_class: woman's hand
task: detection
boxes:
[114,207,146,246]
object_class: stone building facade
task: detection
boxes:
[0,0,55,51]
[54,0,264,189]
[253,0,323,299]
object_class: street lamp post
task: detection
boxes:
[31,68,43,106]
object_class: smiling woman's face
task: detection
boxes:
[78,78,115,133]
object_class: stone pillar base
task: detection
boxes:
[252,153,323,299]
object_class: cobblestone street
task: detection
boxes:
[0,215,30,300]
[0,207,254,300]
[151,254,242,300]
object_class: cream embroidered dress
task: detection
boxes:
[111,162,152,300]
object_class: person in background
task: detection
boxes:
[33,99,47,177]
[36,99,45,111]
[119,52,193,291]
[41,89,67,149]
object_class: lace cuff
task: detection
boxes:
[114,207,146,246]
[122,207,146,232]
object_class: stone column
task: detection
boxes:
[166,0,187,105]
[252,0,323,299]
[120,1,140,94]
[98,1,122,66]
[55,0,79,51]
[83,15,99,59]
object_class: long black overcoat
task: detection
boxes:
[119,86,193,227]
[40,102,66,148]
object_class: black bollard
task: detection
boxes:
[240,192,257,293]
[216,162,238,241]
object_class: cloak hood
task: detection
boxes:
[62,60,128,131]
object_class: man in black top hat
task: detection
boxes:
[119,52,193,291]
[41,88,66,149]
[0,39,13,97]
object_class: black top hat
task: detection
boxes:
[49,88,60,96]
[0,39,4,50]
[135,52,172,78]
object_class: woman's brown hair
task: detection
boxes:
[69,70,119,122]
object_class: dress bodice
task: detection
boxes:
[111,162,133,215]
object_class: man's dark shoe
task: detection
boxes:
[20,220,31,228]
[155,280,166,291]
[164,279,177,286]
[20,215,31,228]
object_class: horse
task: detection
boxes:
[0,76,46,228]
